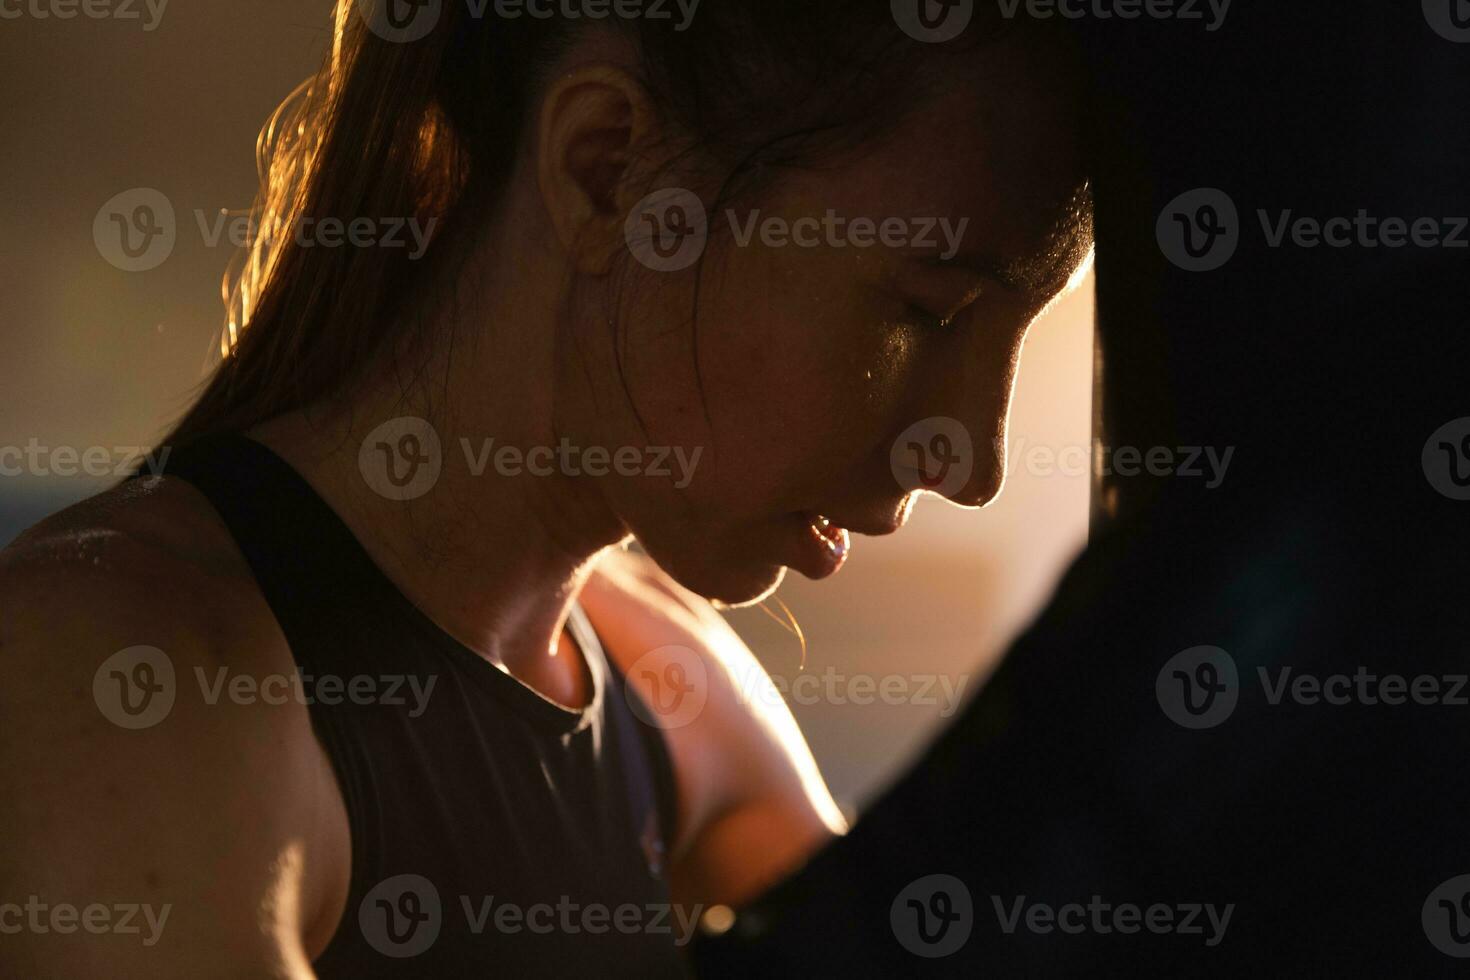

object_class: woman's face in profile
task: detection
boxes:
[565,37,1093,607]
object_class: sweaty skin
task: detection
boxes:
[0,477,842,977]
[0,22,1089,979]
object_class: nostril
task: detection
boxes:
[940,458,1006,510]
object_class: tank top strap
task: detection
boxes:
[148,433,392,648]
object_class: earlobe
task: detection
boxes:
[536,65,661,276]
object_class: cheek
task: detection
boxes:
[596,246,930,534]
[697,261,924,492]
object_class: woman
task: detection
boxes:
[0,1,1092,976]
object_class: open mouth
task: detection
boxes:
[808,514,851,560]
[789,512,851,580]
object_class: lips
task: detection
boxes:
[808,500,912,539]
[781,511,852,580]
[807,513,851,561]
[776,501,909,580]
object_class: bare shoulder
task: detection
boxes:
[2,475,279,658]
[0,472,319,817]
[0,477,331,975]
[0,476,297,716]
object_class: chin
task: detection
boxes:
[641,539,790,608]
[705,565,789,609]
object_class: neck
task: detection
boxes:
[246,271,629,684]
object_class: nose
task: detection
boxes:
[945,447,1006,509]
[890,399,1009,510]
[901,320,1029,509]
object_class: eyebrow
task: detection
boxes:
[927,188,1098,298]
[931,228,1093,299]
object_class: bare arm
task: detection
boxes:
[580,549,847,911]
[0,529,333,978]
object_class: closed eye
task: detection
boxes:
[903,303,951,331]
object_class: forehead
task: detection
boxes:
[776,37,1092,295]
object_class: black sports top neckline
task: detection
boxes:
[146,432,689,978]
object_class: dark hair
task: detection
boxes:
[162,1,1015,447]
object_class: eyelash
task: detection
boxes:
[904,304,951,331]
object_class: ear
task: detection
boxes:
[536,64,661,275]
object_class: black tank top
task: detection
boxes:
[151,434,690,978]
